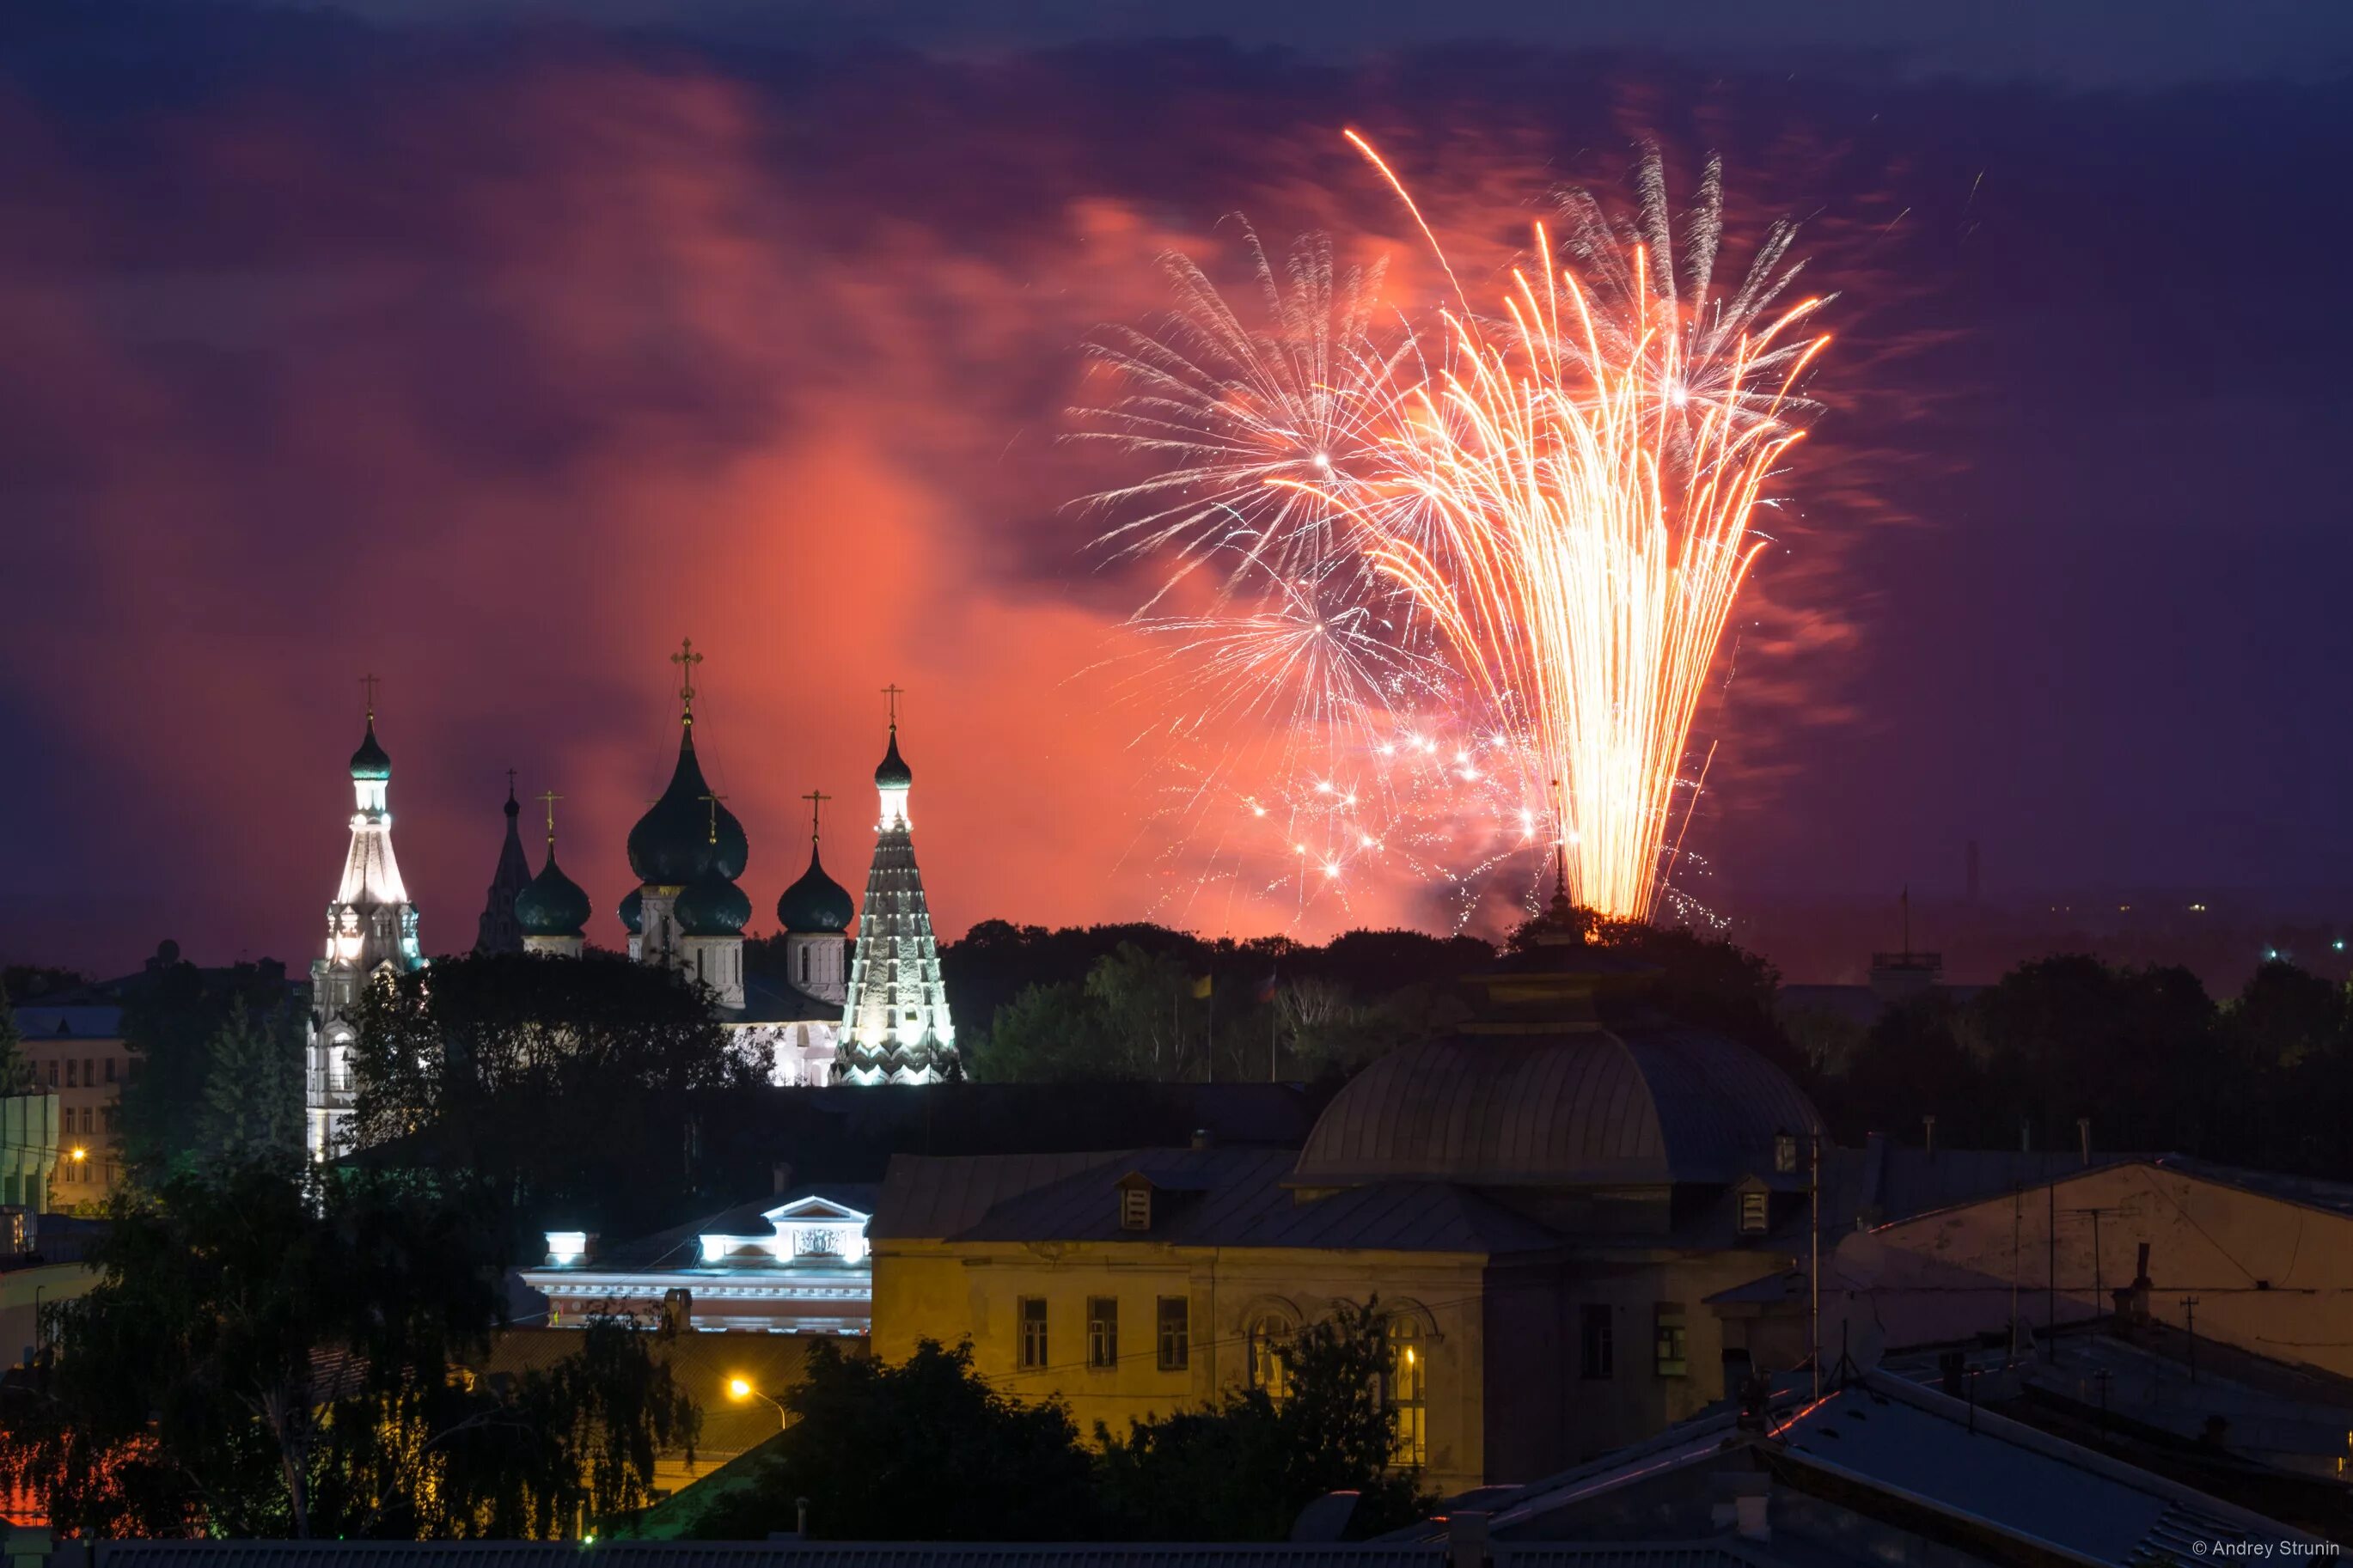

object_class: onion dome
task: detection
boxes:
[516,848,591,939]
[619,887,644,936]
[675,872,752,937]
[350,717,393,781]
[777,847,854,934]
[874,727,913,790]
[627,723,749,886]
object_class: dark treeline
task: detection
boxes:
[1813,955,2353,1179]
[940,919,2353,1181]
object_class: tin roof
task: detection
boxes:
[884,1147,1560,1254]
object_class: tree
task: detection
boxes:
[193,1005,305,1171]
[0,1161,695,1539]
[1095,1298,1429,1541]
[117,955,295,1180]
[345,950,764,1242]
[684,1340,1100,1541]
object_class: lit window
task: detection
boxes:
[1654,1303,1688,1378]
[1739,1189,1769,1235]
[1155,1296,1189,1372]
[1387,1319,1427,1466]
[1580,1304,1614,1380]
[1018,1297,1048,1370]
[1246,1316,1290,1400]
[1087,1297,1119,1370]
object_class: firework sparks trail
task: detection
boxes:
[1077,140,1830,926]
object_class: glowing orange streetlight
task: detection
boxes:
[726,1375,786,1430]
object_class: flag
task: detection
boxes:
[1190,974,1213,999]
[1256,970,1280,1004]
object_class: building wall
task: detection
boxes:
[874,1241,1489,1496]
[1482,1246,1795,1480]
[15,1034,125,1210]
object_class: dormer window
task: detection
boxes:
[1773,1132,1799,1174]
[1119,1177,1152,1231]
[1739,1188,1769,1235]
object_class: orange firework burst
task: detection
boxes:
[1084,137,1830,927]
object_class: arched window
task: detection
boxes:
[1387,1317,1427,1467]
[1246,1315,1290,1401]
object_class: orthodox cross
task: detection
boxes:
[700,791,728,845]
[881,682,904,728]
[803,789,832,844]
[671,638,703,718]
[505,766,518,799]
[359,672,382,721]
[536,790,562,845]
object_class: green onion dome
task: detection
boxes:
[627,723,749,887]
[874,727,913,790]
[350,718,393,782]
[776,847,854,934]
[515,848,591,939]
[675,872,752,937]
[619,888,644,936]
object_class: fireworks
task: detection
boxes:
[1080,141,1830,925]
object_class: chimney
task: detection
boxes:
[1190,1128,1213,1151]
[1448,1510,1490,1568]
[2113,1242,2153,1329]
[2076,1118,2091,1166]
[1922,1114,1936,1156]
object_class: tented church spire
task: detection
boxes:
[834,686,956,1084]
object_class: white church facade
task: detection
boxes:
[303,650,957,1158]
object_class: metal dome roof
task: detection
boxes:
[348,718,392,781]
[1293,1022,1822,1189]
[675,872,752,937]
[627,723,749,888]
[515,848,591,939]
[777,846,854,934]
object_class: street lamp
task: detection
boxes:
[727,1376,787,1431]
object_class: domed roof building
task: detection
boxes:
[474,780,534,956]
[778,849,853,936]
[1297,888,1821,1194]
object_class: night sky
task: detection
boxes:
[5,1,2353,976]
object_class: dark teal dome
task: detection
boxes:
[777,848,854,934]
[350,719,393,782]
[516,848,591,938]
[627,723,749,887]
[676,873,752,937]
[619,887,644,936]
[874,727,913,790]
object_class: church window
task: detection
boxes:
[1155,1296,1189,1371]
[1580,1304,1614,1380]
[1018,1297,1048,1369]
[1653,1303,1689,1378]
[1087,1297,1119,1369]
[1387,1319,1427,1466]
[799,949,810,984]
[1247,1316,1290,1400]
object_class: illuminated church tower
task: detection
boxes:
[621,640,750,1011]
[473,775,533,955]
[306,680,425,1161]
[835,688,956,1084]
